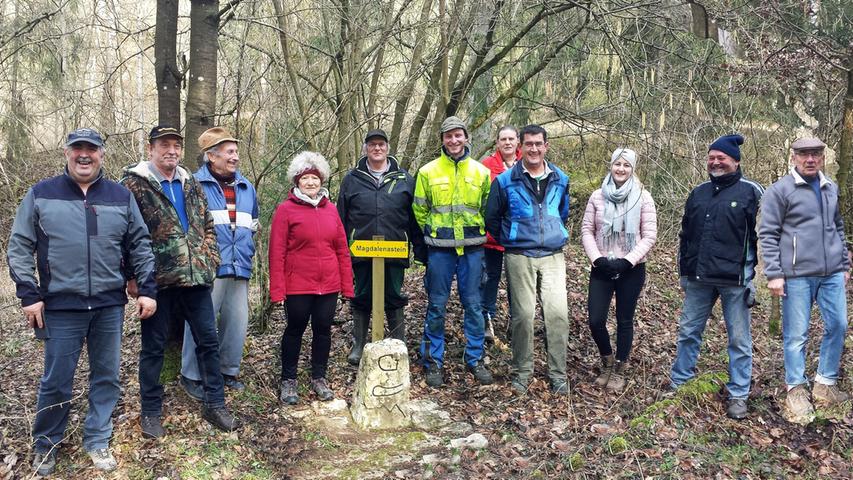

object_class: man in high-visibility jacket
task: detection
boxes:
[413,116,494,388]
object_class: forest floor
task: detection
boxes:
[2,244,853,479]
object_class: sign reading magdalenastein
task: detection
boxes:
[350,240,409,258]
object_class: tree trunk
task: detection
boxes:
[155,0,181,128]
[837,62,853,245]
[388,0,434,152]
[272,0,315,150]
[186,0,220,166]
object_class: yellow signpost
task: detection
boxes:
[350,236,409,342]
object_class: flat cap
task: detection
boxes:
[440,116,468,136]
[791,137,826,150]
[198,127,239,151]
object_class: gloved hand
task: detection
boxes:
[593,257,616,278]
[413,244,428,266]
[611,258,633,274]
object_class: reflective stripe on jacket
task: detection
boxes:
[194,164,259,279]
[413,150,491,255]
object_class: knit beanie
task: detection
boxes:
[610,147,637,169]
[708,134,744,162]
[440,116,468,138]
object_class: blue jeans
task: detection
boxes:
[782,272,848,387]
[32,306,124,453]
[139,286,225,416]
[480,248,504,318]
[670,280,752,399]
[182,278,250,381]
[420,247,486,368]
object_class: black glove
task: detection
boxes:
[611,258,633,274]
[413,244,428,266]
[593,257,615,278]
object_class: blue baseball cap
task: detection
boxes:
[65,128,105,147]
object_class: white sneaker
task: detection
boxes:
[87,448,117,472]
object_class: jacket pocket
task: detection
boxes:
[89,235,126,293]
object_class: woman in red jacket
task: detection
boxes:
[269,151,354,405]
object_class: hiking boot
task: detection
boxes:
[347,309,370,366]
[595,354,615,387]
[311,378,334,401]
[223,375,245,391]
[202,406,241,432]
[483,313,495,345]
[467,361,494,385]
[813,382,851,407]
[510,378,529,394]
[726,398,748,420]
[784,384,815,424]
[387,308,407,343]
[551,379,569,395]
[140,415,164,439]
[180,375,204,402]
[280,379,298,405]
[425,367,444,388]
[32,450,56,476]
[87,448,117,472]
[606,360,627,392]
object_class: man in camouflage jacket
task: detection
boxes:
[121,125,239,437]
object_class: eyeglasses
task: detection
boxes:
[794,150,824,158]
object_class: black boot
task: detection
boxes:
[347,309,369,366]
[387,308,406,343]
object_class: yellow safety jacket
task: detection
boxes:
[413,150,491,255]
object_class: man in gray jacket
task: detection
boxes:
[759,136,851,424]
[8,128,157,475]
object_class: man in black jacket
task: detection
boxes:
[337,129,424,365]
[669,134,764,420]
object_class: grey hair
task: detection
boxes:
[287,150,331,183]
[203,144,221,162]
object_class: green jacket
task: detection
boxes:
[121,162,219,288]
[413,149,491,255]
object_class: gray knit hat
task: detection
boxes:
[440,116,468,138]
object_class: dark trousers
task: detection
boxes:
[351,262,407,312]
[139,286,225,416]
[480,248,504,318]
[587,263,646,362]
[281,293,338,380]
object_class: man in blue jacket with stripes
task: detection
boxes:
[181,127,259,399]
[485,124,571,395]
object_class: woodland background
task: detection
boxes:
[1,0,853,478]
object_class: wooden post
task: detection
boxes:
[371,235,386,342]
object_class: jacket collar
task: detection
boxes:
[195,162,250,187]
[127,161,191,188]
[791,167,830,187]
[709,167,742,190]
[63,166,104,194]
[356,154,400,175]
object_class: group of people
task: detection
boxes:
[11,126,257,475]
[10,117,850,476]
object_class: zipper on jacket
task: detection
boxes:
[84,198,93,307]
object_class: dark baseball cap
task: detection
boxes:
[149,125,184,141]
[364,129,389,143]
[65,128,105,147]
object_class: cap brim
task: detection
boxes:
[365,134,388,142]
[150,133,184,141]
[65,139,104,147]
